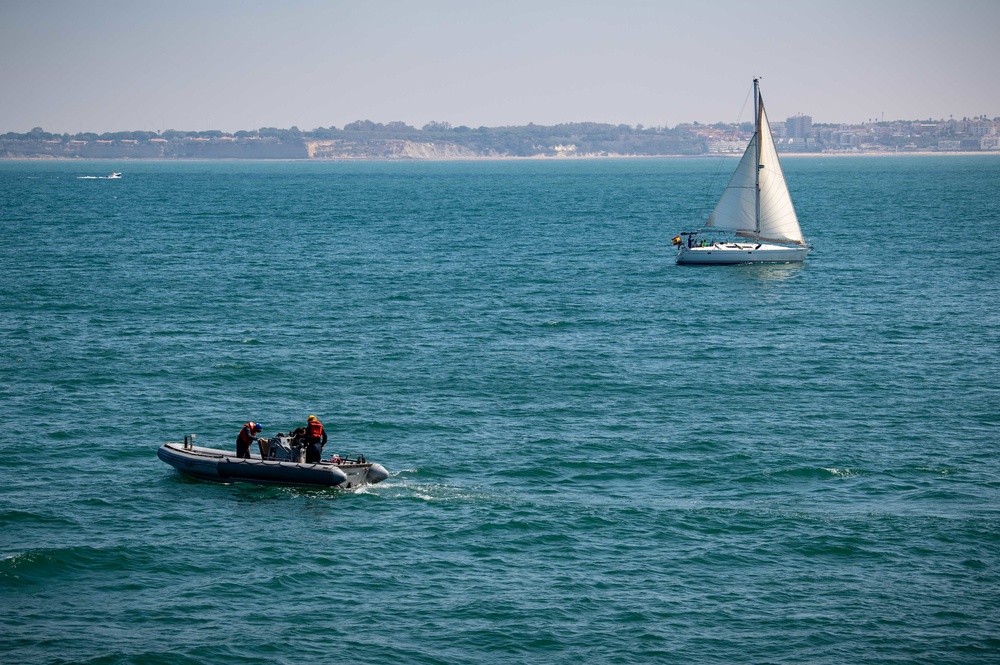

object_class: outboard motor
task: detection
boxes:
[366,463,390,484]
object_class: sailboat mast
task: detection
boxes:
[753,77,761,241]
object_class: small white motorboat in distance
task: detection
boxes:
[158,434,390,489]
[77,172,123,180]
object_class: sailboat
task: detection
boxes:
[673,78,810,265]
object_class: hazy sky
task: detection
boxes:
[2,0,998,134]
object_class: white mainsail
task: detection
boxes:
[704,90,804,246]
[705,134,758,235]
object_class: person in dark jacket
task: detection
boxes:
[236,421,263,459]
[304,414,327,463]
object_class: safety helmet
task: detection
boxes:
[253,422,263,432]
[307,415,317,422]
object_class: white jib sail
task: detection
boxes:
[756,102,804,245]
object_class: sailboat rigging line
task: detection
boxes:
[703,81,757,213]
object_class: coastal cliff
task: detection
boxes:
[305,139,482,159]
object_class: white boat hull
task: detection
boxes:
[157,441,389,489]
[676,242,809,265]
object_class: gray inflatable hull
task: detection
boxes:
[158,442,388,489]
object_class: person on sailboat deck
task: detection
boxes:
[304,414,327,463]
[236,421,263,459]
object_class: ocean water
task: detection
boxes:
[1,155,999,664]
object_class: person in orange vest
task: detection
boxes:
[236,421,263,459]
[304,414,327,463]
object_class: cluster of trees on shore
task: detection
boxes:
[0,122,707,158]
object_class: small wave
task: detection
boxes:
[0,548,107,585]
[822,467,862,478]
[1,542,172,586]
[0,551,46,581]
[913,466,956,476]
[0,509,77,527]
[740,466,863,482]
[358,420,406,431]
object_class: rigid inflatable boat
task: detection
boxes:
[158,434,389,489]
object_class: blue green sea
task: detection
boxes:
[2,155,999,664]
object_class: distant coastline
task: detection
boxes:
[3,116,998,160]
[3,150,998,163]
[5,149,999,162]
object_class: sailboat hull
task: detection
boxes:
[676,243,809,265]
